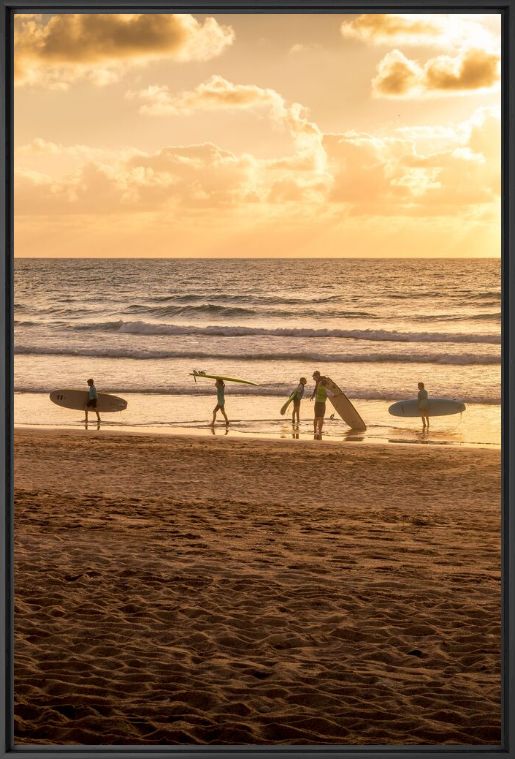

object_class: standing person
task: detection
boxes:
[210,378,229,427]
[311,370,328,438]
[291,377,307,425]
[418,381,430,428]
[85,378,101,425]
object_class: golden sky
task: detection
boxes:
[14,13,501,258]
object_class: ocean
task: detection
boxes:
[14,258,501,447]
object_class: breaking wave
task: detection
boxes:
[49,320,503,345]
[14,345,500,365]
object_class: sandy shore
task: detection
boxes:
[14,429,501,746]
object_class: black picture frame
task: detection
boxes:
[1,1,514,758]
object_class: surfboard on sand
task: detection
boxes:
[280,392,296,416]
[50,389,127,412]
[389,399,466,418]
[323,377,366,431]
[190,370,258,386]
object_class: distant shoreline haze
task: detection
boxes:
[13,256,501,261]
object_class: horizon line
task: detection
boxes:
[13,256,501,261]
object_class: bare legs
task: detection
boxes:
[210,404,229,427]
[314,415,324,439]
[84,406,101,427]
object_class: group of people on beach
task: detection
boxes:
[85,374,431,434]
[212,372,431,437]
[211,369,330,437]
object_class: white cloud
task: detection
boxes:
[341,13,497,52]
[14,106,499,225]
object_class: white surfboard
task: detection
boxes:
[323,377,366,431]
[389,399,466,418]
[50,389,127,412]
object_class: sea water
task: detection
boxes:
[14,258,501,447]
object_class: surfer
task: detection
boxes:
[210,379,229,427]
[418,382,430,428]
[291,377,307,425]
[84,378,101,424]
[311,370,327,438]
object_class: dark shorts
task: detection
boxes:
[293,399,301,409]
[86,399,97,409]
[314,401,326,418]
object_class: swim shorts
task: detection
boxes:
[314,401,326,418]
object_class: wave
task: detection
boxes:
[14,345,500,365]
[388,290,500,301]
[149,293,348,306]
[412,312,500,322]
[13,384,501,404]
[122,303,376,319]
[53,320,501,345]
[124,303,257,318]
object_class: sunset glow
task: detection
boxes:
[14,13,501,258]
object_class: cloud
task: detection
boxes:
[127,75,282,116]
[288,43,322,55]
[128,76,329,178]
[373,47,500,97]
[424,48,500,90]
[342,13,500,98]
[323,107,500,215]
[341,14,442,46]
[15,134,331,216]
[14,14,235,88]
[341,13,496,50]
[15,106,499,226]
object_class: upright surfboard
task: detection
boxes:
[190,370,258,386]
[389,399,465,417]
[324,377,366,431]
[50,390,127,412]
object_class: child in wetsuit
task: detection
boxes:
[291,377,307,425]
[211,379,229,427]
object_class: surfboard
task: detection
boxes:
[389,399,466,417]
[190,370,258,386]
[50,389,127,412]
[280,393,295,416]
[323,377,366,431]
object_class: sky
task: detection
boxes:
[14,12,501,258]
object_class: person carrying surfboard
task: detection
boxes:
[210,379,229,427]
[85,378,101,425]
[418,382,430,429]
[311,370,328,438]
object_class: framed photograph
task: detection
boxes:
[2,1,514,758]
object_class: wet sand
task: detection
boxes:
[14,428,501,745]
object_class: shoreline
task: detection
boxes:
[14,429,501,745]
[13,421,501,451]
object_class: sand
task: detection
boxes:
[14,429,501,746]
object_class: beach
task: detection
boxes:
[14,428,501,746]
